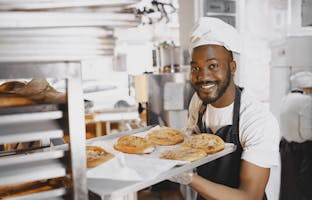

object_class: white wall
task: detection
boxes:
[242,0,287,102]
[242,1,288,200]
[81,17,180,108]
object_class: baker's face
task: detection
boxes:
[190,45,235,104]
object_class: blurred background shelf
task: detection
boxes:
[0,62,87,199]
[0,160,66,186]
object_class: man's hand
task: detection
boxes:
[188,161,270,200]
[168,170,194,185]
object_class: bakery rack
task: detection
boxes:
[0,62,87,200]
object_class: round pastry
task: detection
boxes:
[182,133,225,154]
[114,135,155,154]
[160,147,207,162]
[86,146,114,168]
[147,127,184,146]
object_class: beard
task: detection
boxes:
[195,66,232,104]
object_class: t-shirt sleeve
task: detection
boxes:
[299,96,312,141]
[240,110,281,168]
[279,94,298,142]
[279,93,311,142]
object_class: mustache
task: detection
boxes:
[194,80,218,86]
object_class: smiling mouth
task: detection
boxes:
[200,82,216,90]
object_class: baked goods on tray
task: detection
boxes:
[0,180,53,199]
[86,146,114,168]
[0,81,26,93]
[114,135,155,154]
[182,133,225,154]
[147,127,184,146]
[0,79,66,104]
[0,96,34,108]
[160,147,207,162]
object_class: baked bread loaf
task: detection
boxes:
[182,133,225,154]
[114,135,155,154]
[0,96,33,108]
[0,180,52,199]
[0,79,66,104]
[86,146,114,168]
[14,79,66,103]
[160,147,207,162]
[0,81,26,93]
[147,127,184,146]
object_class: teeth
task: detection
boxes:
[201,83,215,89]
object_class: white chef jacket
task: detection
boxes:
[279,92,312,143]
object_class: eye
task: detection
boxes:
[208,64,218,70]
[191,66,200,72]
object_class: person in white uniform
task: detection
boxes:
[169,17,280,200]
[279,71,312,200]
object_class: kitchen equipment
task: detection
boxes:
[156,42,182,73]
[134,72,194,130]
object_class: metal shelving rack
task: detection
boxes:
[0,62,87,199]
[0,1,141,199]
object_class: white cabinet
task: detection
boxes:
[201,0,237,27]
[287,0,312,36]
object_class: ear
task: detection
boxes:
[229,61,236,75]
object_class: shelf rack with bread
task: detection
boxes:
[0,62,87,200]
[0,0,142,199]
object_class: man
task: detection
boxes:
[279,71,312,200]
[169,17,280,200]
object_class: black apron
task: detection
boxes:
[279,90,312,200]
[196,86,267,200]
[279,138,312,200]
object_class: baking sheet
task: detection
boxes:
[0,149,65,167]
[87,126,236,198]
[87,126,187,181]
[0,160,66,186]
[0,103,62,114]
[4,187,66,200]
[87,152,142,181]
[87,126,232,182]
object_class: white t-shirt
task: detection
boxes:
[187,89,280,168]
[279,92,312,143]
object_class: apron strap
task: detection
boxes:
[231,86,243,150]
[232,86,242,135]
[197,102,207,133]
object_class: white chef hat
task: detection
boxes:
[290,71,312,89]
[189,17,242,57]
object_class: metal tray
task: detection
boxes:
[4,187,66,200]
[0,160,66,186]
[86,127,236,199]
[0,149,65,167]
[0,103,63,115]
[0,120,63,144]
[0,111,63,125]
